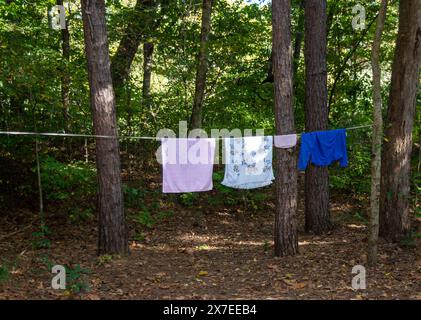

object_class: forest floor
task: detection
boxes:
[0,172,420,300]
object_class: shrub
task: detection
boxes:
[39,156,97,201]
[0,264,9,283]
[38,156,96,222]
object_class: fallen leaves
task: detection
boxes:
[282,278,308,290]
[0,189,419,300]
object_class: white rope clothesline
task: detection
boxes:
[0,131,155,140]
[0,125,373,140]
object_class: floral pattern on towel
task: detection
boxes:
[222,136,274,189]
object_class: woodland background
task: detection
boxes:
[0,0,419,299]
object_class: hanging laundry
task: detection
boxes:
[161,138,216,193]
[298,129,348,170]
[222,136,274,189]
[274,134,297,148]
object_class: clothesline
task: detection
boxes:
[163,130,349,193]
[0,124,372,140]
[295,124,372,138]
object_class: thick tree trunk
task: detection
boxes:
[262,0,304,85]
[142,41,154,111]
[368,0,388,266]
[111,0,155,92]
[379,0,421,242]
[304,0,331,234]
[57,0,71,133]
[189,0,213,130]
[81,0,128,255]
[272,0,299,257]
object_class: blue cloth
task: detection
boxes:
[298,129,348,171]
[222,136,274,189]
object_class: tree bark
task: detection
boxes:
[111,0,156,92]
[57,0,71,133]
[142,41,154,111]
[368,0,388,266]
[189,0,213,130]
[379,0,421,242]
[304,0,331,234]
[81,0,128,255]
[262,0,305,85]
[272,0,299,257]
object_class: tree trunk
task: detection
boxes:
[368,0,388,266]
[304,0,331,234]
[379,0,421,242]
[189,0,213,130]
[81,0,128,255]
[57,0,71,133]
[142,41,154,111]
[111,0,156,92]
[262,0,305,85]
[272,0,299,257]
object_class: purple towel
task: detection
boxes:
[161,138,216,193]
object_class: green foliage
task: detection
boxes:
[156,210,174,220]
[31,224,51,250]
[209,170,269,210]
[132,201,173,231]
[0,264,10,284]
[399,232,421,249]
[97,254,114,266]
[135,208,156,229]
[247,191,268,211]
[133,232,146,242]
[213,173,232,194]
[0,0,417,225]
[123,185,141,201]
[0,0,401,140]
[329,131,371,195]
[353,211,369,225]
[180,193,199,207]
[65,264,90,294]
[40,156,96,201]
[38,156,96,222]
[263,240,270,252]
[411,168,421,218]
[209,171,242,206]
[39,253,54,271]
[123,184,147,208]
[68,208,93,223]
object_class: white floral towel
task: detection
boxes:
[221,136,274,189]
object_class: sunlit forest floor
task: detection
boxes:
[0,172,419,300]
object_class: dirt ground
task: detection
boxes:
[0,182,420,300]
